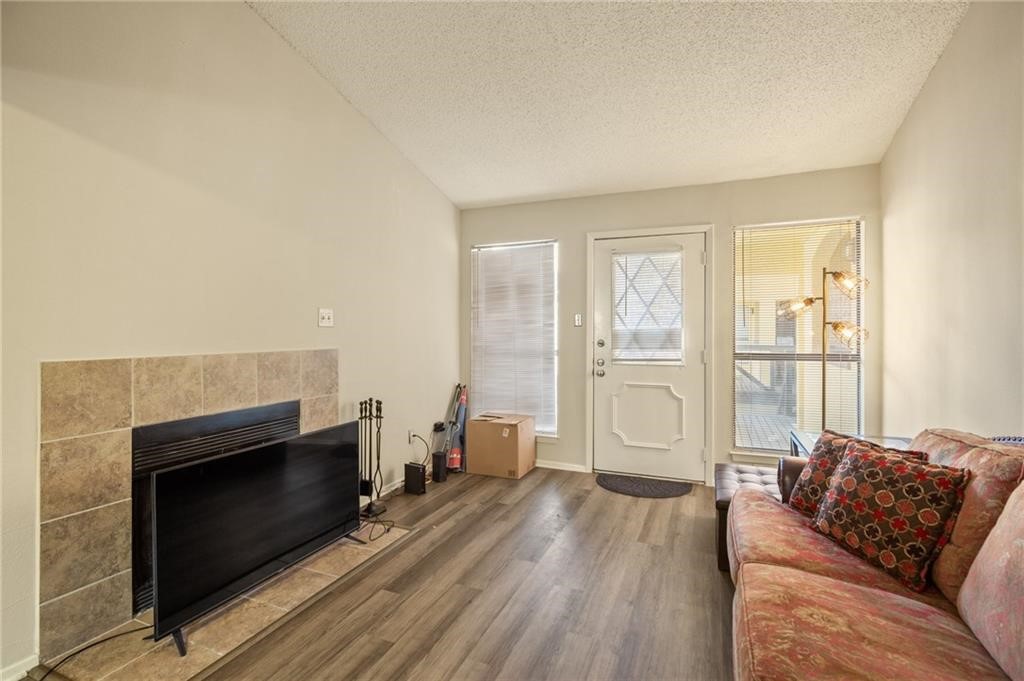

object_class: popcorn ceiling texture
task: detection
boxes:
[249,1,966,208]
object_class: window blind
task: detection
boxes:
[471,240,558,435]
[733,220,863,451]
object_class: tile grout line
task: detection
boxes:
[39,568,131,608]
[200,355,206,415]
[40,426,133,446]
[41,497,131,526]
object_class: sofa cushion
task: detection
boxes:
[726,487,956,614]
[789,431,925,517]
[812,445,969,591]
[958,481,1024,681]
[733,563,1008,681]
[908,428,1024,602]
[910,428,1024,467]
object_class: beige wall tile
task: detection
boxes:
[300,394,340,433]
[40,430,131,522]
[41,359,132,441]
[300,348,338,398]
[40,500,131,602]
[257,351,301,405]
[203,353,257,414]
[133,355,203,426]
[39,571,133,661]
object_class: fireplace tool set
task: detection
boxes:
[359,398,387,518]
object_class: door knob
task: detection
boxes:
[595,369,606,377]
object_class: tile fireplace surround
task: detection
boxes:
[37,349,340,662]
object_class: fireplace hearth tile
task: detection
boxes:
[202,353,257,414]
[300,348,339,398]
[55,619,165,680]
[101,640,221,681]
[40,501,131,602]
[247,567,336,611]
[39,571,133,661]
[186,598,286,655]
[300,540,375,577]
[132,356,203,426]
[41,359,132,442]
[40,430,131,522]
[256,351,301,405]
[300,394,340,433]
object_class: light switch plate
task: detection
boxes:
[318,308,335,327]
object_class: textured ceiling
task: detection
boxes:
[250,2,966,208]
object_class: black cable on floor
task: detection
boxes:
[40,626,151,681]
[362,515,395,542]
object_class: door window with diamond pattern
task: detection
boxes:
[612,250,684,362]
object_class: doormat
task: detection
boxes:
[596,473,693,498]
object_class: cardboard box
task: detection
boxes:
[466,413,536,479]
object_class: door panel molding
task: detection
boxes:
[610,382,685,450]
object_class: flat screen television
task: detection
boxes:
[151,420,359,653]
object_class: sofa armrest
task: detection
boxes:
[778,456,808,504]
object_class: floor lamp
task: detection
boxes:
[779,268,868,431]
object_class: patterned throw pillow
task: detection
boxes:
[811,443,970,591]
[788,431,926,517]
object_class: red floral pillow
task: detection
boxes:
[788,431,927,517]
[811,443,970,591]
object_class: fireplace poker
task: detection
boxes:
[364,398,387,517]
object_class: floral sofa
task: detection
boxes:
[727,429,1024,681]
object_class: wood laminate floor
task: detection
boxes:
[207,469,734,681]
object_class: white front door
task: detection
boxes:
[593,232,706,481]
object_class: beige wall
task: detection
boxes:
[880,2,1024,437]
[461,165,882,472]
[0,2,458,672]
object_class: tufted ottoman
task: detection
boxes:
[714,463,781,571]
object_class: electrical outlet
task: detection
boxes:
[318,308,335,327]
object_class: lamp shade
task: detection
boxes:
[829,321,868,348]
[776,297,817,319]
[831,271,868,299]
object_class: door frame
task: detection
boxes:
[585,224,716,486]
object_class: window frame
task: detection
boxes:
[731,218,865,454]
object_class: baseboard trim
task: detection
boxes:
[535,459,589,473]
[3,654,38,681]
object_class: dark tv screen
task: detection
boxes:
[152,421,359,639]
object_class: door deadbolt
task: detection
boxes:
[595,369,606,377]
[596,339,606,348]
[596,359,605,366]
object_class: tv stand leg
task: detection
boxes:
[172,629,188,657]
